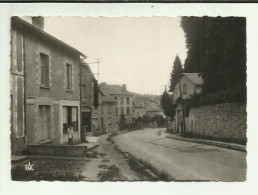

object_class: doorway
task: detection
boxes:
[82,112,91,136]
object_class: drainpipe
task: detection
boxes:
[23,30,27,151]
[79,56,86,142]
[178,76,186,135]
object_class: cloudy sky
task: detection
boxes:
[44,17,187,95]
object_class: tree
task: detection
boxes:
[181,17,246,95]
[160,89,175,118]
[169,55,183,92]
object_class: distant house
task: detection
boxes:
[92,89,117,135]
[11,16,87,154]
[133,99,164,119]
[99,83,134,124]
[80,61,99,139]
[172,73,203,103]
[172,73,203,133]
[133,99,146,118]
[145,102,164,118]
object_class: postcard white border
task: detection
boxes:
[1,3,258,195]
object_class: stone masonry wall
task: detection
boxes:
[186,103,247,143]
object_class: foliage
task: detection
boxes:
[183,86,246,116]
[181,17,246,95]
[160,90,175,118]
[12,159,86,181]
[93,79,99,108]
[130,92,160,102]
[169,55,184,92]
[119,114,127,130]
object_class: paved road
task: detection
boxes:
[113,128,246,181]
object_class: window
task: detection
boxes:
[81,84,86,99]
[40,53,49,87]
[183,83,187,95]
[108,104,112,113]
[127,108,130,115]
[126,97,130,104]
[66,63,72,91]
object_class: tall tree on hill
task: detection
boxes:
[160,89,174,118]
[169,55,183,92]
[181,16,246,94]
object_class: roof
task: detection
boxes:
[134,99,145,108]
[145,102,163,112]
[81,61,96,80]
[12,17,87,58]
[99,89,116,103]
[182,73,203,85]
[99,83,132,95]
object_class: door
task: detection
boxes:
[39,105,50,140]
[82,112,91,137]
[67,107,72,127]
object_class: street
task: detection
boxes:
[12,128,246,181]
[112,128,246,181]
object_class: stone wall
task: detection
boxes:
[186,103,247,144]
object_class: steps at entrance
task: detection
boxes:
[27,144,88,157]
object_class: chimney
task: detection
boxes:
[122,84,126,91]
[32,16,44,30]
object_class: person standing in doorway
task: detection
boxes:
[67,125,74,145]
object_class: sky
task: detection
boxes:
[44,17,187,95]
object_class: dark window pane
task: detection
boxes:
[16,31,23,72]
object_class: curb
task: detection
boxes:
[11,156,29,163]
[165,135,246,152]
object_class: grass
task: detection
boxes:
[97,164,122,181]
[126,153,174,181]
[11,158,87,181]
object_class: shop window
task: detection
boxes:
[63,106,78,134]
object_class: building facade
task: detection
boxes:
[92,89,117,135]
[80,62,97,138]
[172,73,203,103]
[99,83,134,124]
[172,73,203,133]
[11,17,87,154]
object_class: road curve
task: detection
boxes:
[113,128,246,181]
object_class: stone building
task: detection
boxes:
[132,99,146,118]
[92,89,117,135]
[133,99,164,119]
[145,102,164,118]
[172,73,203,103]
[80,61,99,139]
[99,83,133,124]
[11,17,87,154]
[172,73,203,133]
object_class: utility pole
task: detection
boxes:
[178,76,186,135]
[165,85,169,131]
[87,58,102,80]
